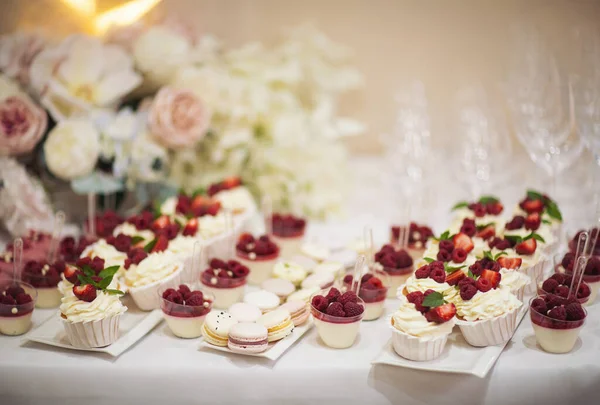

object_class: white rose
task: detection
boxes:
[128,131,169,184]
[44,119,100,180]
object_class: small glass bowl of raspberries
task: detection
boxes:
[530,294,587,353]
[556,252,600,304]
[373,244,414,298]
[0,280,37,336]
[342,271,389,321]
[310,287,365,349]
[159,284,214,339]
[538,273,591,306]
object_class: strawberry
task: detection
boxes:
[479,269,501,289]
[191,196,209,212]
[524,212,541,231]
[476,225,495,240]
[497,257,522,270]
[521,198,544,214]
[151,215,170,232]
[515,238,537,255]
[426,303,456,323]
[452,232,474,253]
[151,235,169,253]
[182,218,199,236]
[73,284,97,302]
[445,270,466,286]
[223,176,241,189]
[486,201,504,216]
[63,265,82,284]
[206,201,221,216]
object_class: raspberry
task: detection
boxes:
[178,285,191,295]
[544,294,564,310]
[458,277,476,288]
[473,204,486,217]
[1,295,16,305]
[565,302,586,321]
[587,256,600,275]
[577,283,591,299]
[186,291,204,301]
[361,274,373,283]
[254,241,270,255]
[406,291,424,304]
[75,257,91,268]
[563,275,573,287]
[344,302,364,317]
[460,223,477,237]
[326,287,341,302]
[165,290,183,304]
[550,273,566,285]
[436,250,451,262]
[326,302,346,317]
[488,262,501,272]
[311,295,329,312]
[469,262,483,276]
[15,293,32,304]
[112,234,132,253]
[395,251,413,268]
[424,289,436,297]
[424,310,437,323]
[460,284,478,300]
[531,298,547,314]
[365,277,383,289]
[451,248,467,263]
[338,291,358,305]
[162,288,177,299]
[429,261,445,271]
[438,240,454,253]
[232,265,249,278]
[414,265,431,279]
[430,268,446,283]
[548,306,567,321]
[561,252,575,272]
[379,254,397,268]
[217,270,231,279]
[91,257,105,274]
[476,278,492,293]
[505,215,525,230]
[555,285,569,298]
[380,244,395,253]
[6,285,25,298]
[542,278,559,293]
[185,295,204,306]
[165,223,180,240]
[210,258,228,270]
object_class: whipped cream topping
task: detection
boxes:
[213,186,256,214]
[112,223,155,244]
[60,290,126,323]
[81,239,127,269]
[499,268,531,293]
[392,296,455,338]
[197,214,228,239]
[403,276,459,301]
[125,251,183,288]
[453,288,521,322]
[167,235,201,256]
[491,247,541,269]
[161,197,177,216]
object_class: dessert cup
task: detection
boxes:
[310,293,365,349]
[455,306,520,347]
[342,271,388,321]
[236,249,279,285]
[0,280,37,336]
[537,283,590,306]
[555,262,600,305]
[383,265,414,298]
[21,271,62,309]
[61,313,122,348]
[159,288,213,339]
[530,296,586,353]
[272,231,304,259]
[128,266,184,311]
[389,316,454,361]
[201,271,247,309]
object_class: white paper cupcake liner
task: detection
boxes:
[62,313,122,348]
[389,317,453,361]
[520,260,545,295]
[455,306,520,347]
[129,266,184,311]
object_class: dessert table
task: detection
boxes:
[1,158,599,404]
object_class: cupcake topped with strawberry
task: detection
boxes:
[490,231,544,269]
[420,231,476,268]
[400,291,456,328]
[469,251,530,299]
[503,212,553,249]
[452,217,497,257]
[208,177,256,216]
[451,196,505,230]
[515,190,562,227]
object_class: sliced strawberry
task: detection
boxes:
[522,198,544,214]
[452,232,474,253]
[445,270,466,286]
[479,269,501,289]
[151,215,171,232]
[223,176,241,189]
[151,235,169,253]
[183,218,199,236]
[515,238,537,255]
[73,284,97,302]
[524,212,541,231]
[63,265,82,284]
[206,201,221,216]
[476,225,495,241]
[426,303,456,323]
[497,257,522,270]
[191,196,209,212]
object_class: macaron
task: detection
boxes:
[290,255,318,272]
[287,286,320,303]
[228,302,262,323]
[281,300,309,326]
[261,278,295,302]
[202,311,238,346]
[300,243,330,262]
[301,272,334,290]
[313,261,344,278]
[272,261,307,286]
[227,322,269,354]
[243,290,280,313]
[256,307,294,342]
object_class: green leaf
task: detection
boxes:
[542,219,552,225]
[423,257,435,263]
[422,291,446,308]
[545,200,562,221]
[192,187,206,198]
[174,218,184,228]
[97,276,113,290]
[467,270,476,279]
[105,289,125,296]
[526,190,544,201]
[526,233,546,243]
[98,265,120,279]
[476,223,495,231]
[131,236,145,245]
[435,230,452,241]
[504,234,522,244]
[143,238,158,253]
[451,201,469,211]
[81,265,95,277]
[77,273,94,286]
[483,250,494,261]
[445,265,466,273]
[494,251,508,260]
[478,195,499,205]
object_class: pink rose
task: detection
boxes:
[0,95,47,156]
[148,87,210,149]
[0,33,45,87]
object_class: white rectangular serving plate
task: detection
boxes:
[371,305,529,378]
[23,309,163,357]
[199,318,313,361]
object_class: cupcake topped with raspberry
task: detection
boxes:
[373,244,413,273]
[403,260,460,301]
[451,196,505,230]
[503,212,553,248]
[420,231,476,268]
[397,291,457,333]
[390,222,434,251]
[468,251,529,298]
[514,190,562,227]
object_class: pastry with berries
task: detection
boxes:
[450,217,496,258]
[343,272,389,320]
[60,263,126,348]
[0,280,36,336]
[390,222,434,259]
[270,213,307,258]
[538,273,591,306]
[513,190,562,245]
[530,294,586,353]
[452,270,522,347]
[160,284,213,338]
[470,251,530,300]
[390,291,456,361]
[450,196,506,231]
[235,233,280,285]
[419,231,477,269]
[555,252,600,304]
[21,259,65,308]
[310,288,365,348]
[373,244,414,298]
[401,260,460,302]
[201,258,250,308]
[503,211,554,253]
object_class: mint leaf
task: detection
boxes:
[504,234,522,244]
[483,250,494,261]
[422,291,445,308]
[477,223,495,231]
[77,273,94,286]
[81,265,95,277]
[105,289,125,296]
[478,195,499,205]
[423,257,435,263]
[97,276,113,290]
[526,233,546,243]
[467,270,476,279]
[143,238,158,253]
[98,265,120,279]
[494,251,508,260]
[542,219,552,225]
[451,202,469,211]
[131,236,144,245]
[526,190,544,200]
[445,265,466,273]
[192,187,206,198]
[545,200,562,221]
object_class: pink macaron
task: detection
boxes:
[281,300,310,326]
[227,322,269,354]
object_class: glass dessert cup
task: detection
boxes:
[530,296,586,354]
[159,287,214,339]
[310,291,365,349]
[22,270,62,309]
[342,270,389,321]
[271,228,305,259]
[200,271,247,309]
[537,278,590,306]
[0,280,37,336]
[236,249,279,285]
[555,261,600,305]
[383,265,414,298]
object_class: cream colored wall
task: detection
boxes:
[2,0,599,154]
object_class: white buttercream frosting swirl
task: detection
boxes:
[197,214,228,239]
[213,186,256,214]
[60,290,126,323]
[167,235,200,256]
[391,296,455,338]
[80,239,127,269]
[402,275,459,301]
[499,268,531,293]
[453,288,521,322]
[125,251,183,288]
